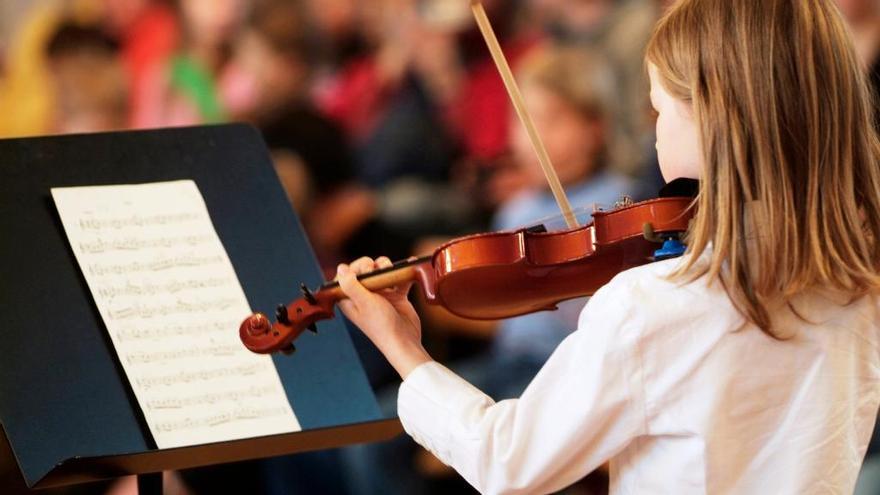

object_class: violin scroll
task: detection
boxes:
[240,293,335,354]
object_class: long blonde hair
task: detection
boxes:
[646,0,880,336]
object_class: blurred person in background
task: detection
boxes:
[307,0,458,189]
[228,0,369,264]
[134,0,249,127]
[99,0,179,128]
[292,0,485,272]
[45,21,128,133]
[526,0,669,183]
[479,46,639,370]
[343,45,635,495]
[0,1,65,137]
[228,0,410,292]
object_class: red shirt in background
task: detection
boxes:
[121,3,179,127]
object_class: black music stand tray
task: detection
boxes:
[0,124,401,493]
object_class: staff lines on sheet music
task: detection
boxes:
[79,233,214,254]
[125,343,244,365]
[153,406,290,433]
[87,253,225,276]
[97,276,233,299]
[78,212,203,231]
[135,362,270,389]
[115,318,242,343]
[147,385,277,410]
[108,297,239,321]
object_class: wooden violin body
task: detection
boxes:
[240,196,694,354]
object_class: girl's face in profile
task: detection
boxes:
[648,64,703,182]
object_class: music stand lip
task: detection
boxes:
[29,418,402,489]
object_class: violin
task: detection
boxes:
[240,186,696,355]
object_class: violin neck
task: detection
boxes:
[317,255,432,298]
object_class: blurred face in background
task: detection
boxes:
[511,82,606,187]
[228,29,308,121]
[180,0,248,48]
[101,0,150,33]
[305,0,358,40]
[50,52,128,134]
[526,0,615,37]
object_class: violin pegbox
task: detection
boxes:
[239,288,335,354]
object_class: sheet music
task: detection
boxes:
[51,180,301,448]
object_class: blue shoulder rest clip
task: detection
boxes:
[654,238,687,261]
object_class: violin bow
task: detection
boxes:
[469,0,579,229]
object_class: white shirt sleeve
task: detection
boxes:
[397,279,648,495]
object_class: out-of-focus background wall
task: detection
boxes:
[0,1,877,494]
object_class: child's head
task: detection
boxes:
[177,0,248,51]
[512,46,615,187]
[646,0,880,334]
[228,1,313,122]
[46,22,128,134]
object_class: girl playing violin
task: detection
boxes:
[336,0,880,492]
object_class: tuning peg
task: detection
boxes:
[280,343,297,355]
[300,283,318,305]
[307,323,318,334]
[276,304,291,326]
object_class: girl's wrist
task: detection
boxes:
[385,340,433,379]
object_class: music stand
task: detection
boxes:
[0,124,401,493]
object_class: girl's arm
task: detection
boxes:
[337,257,647,494]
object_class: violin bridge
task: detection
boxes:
[614,195,634,209]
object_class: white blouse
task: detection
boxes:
[397,256,880,494]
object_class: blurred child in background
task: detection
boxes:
[45,22,128,134]
[134,0,249,127]
[99,0,178,128]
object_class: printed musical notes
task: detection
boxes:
[51,180,301,448]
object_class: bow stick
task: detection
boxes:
[469,0,579,228]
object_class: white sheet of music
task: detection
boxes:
[51,180,301,448]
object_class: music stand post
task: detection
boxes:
[0,125,401,492]
[137,472,161,495]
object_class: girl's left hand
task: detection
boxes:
[336,256,433,379]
